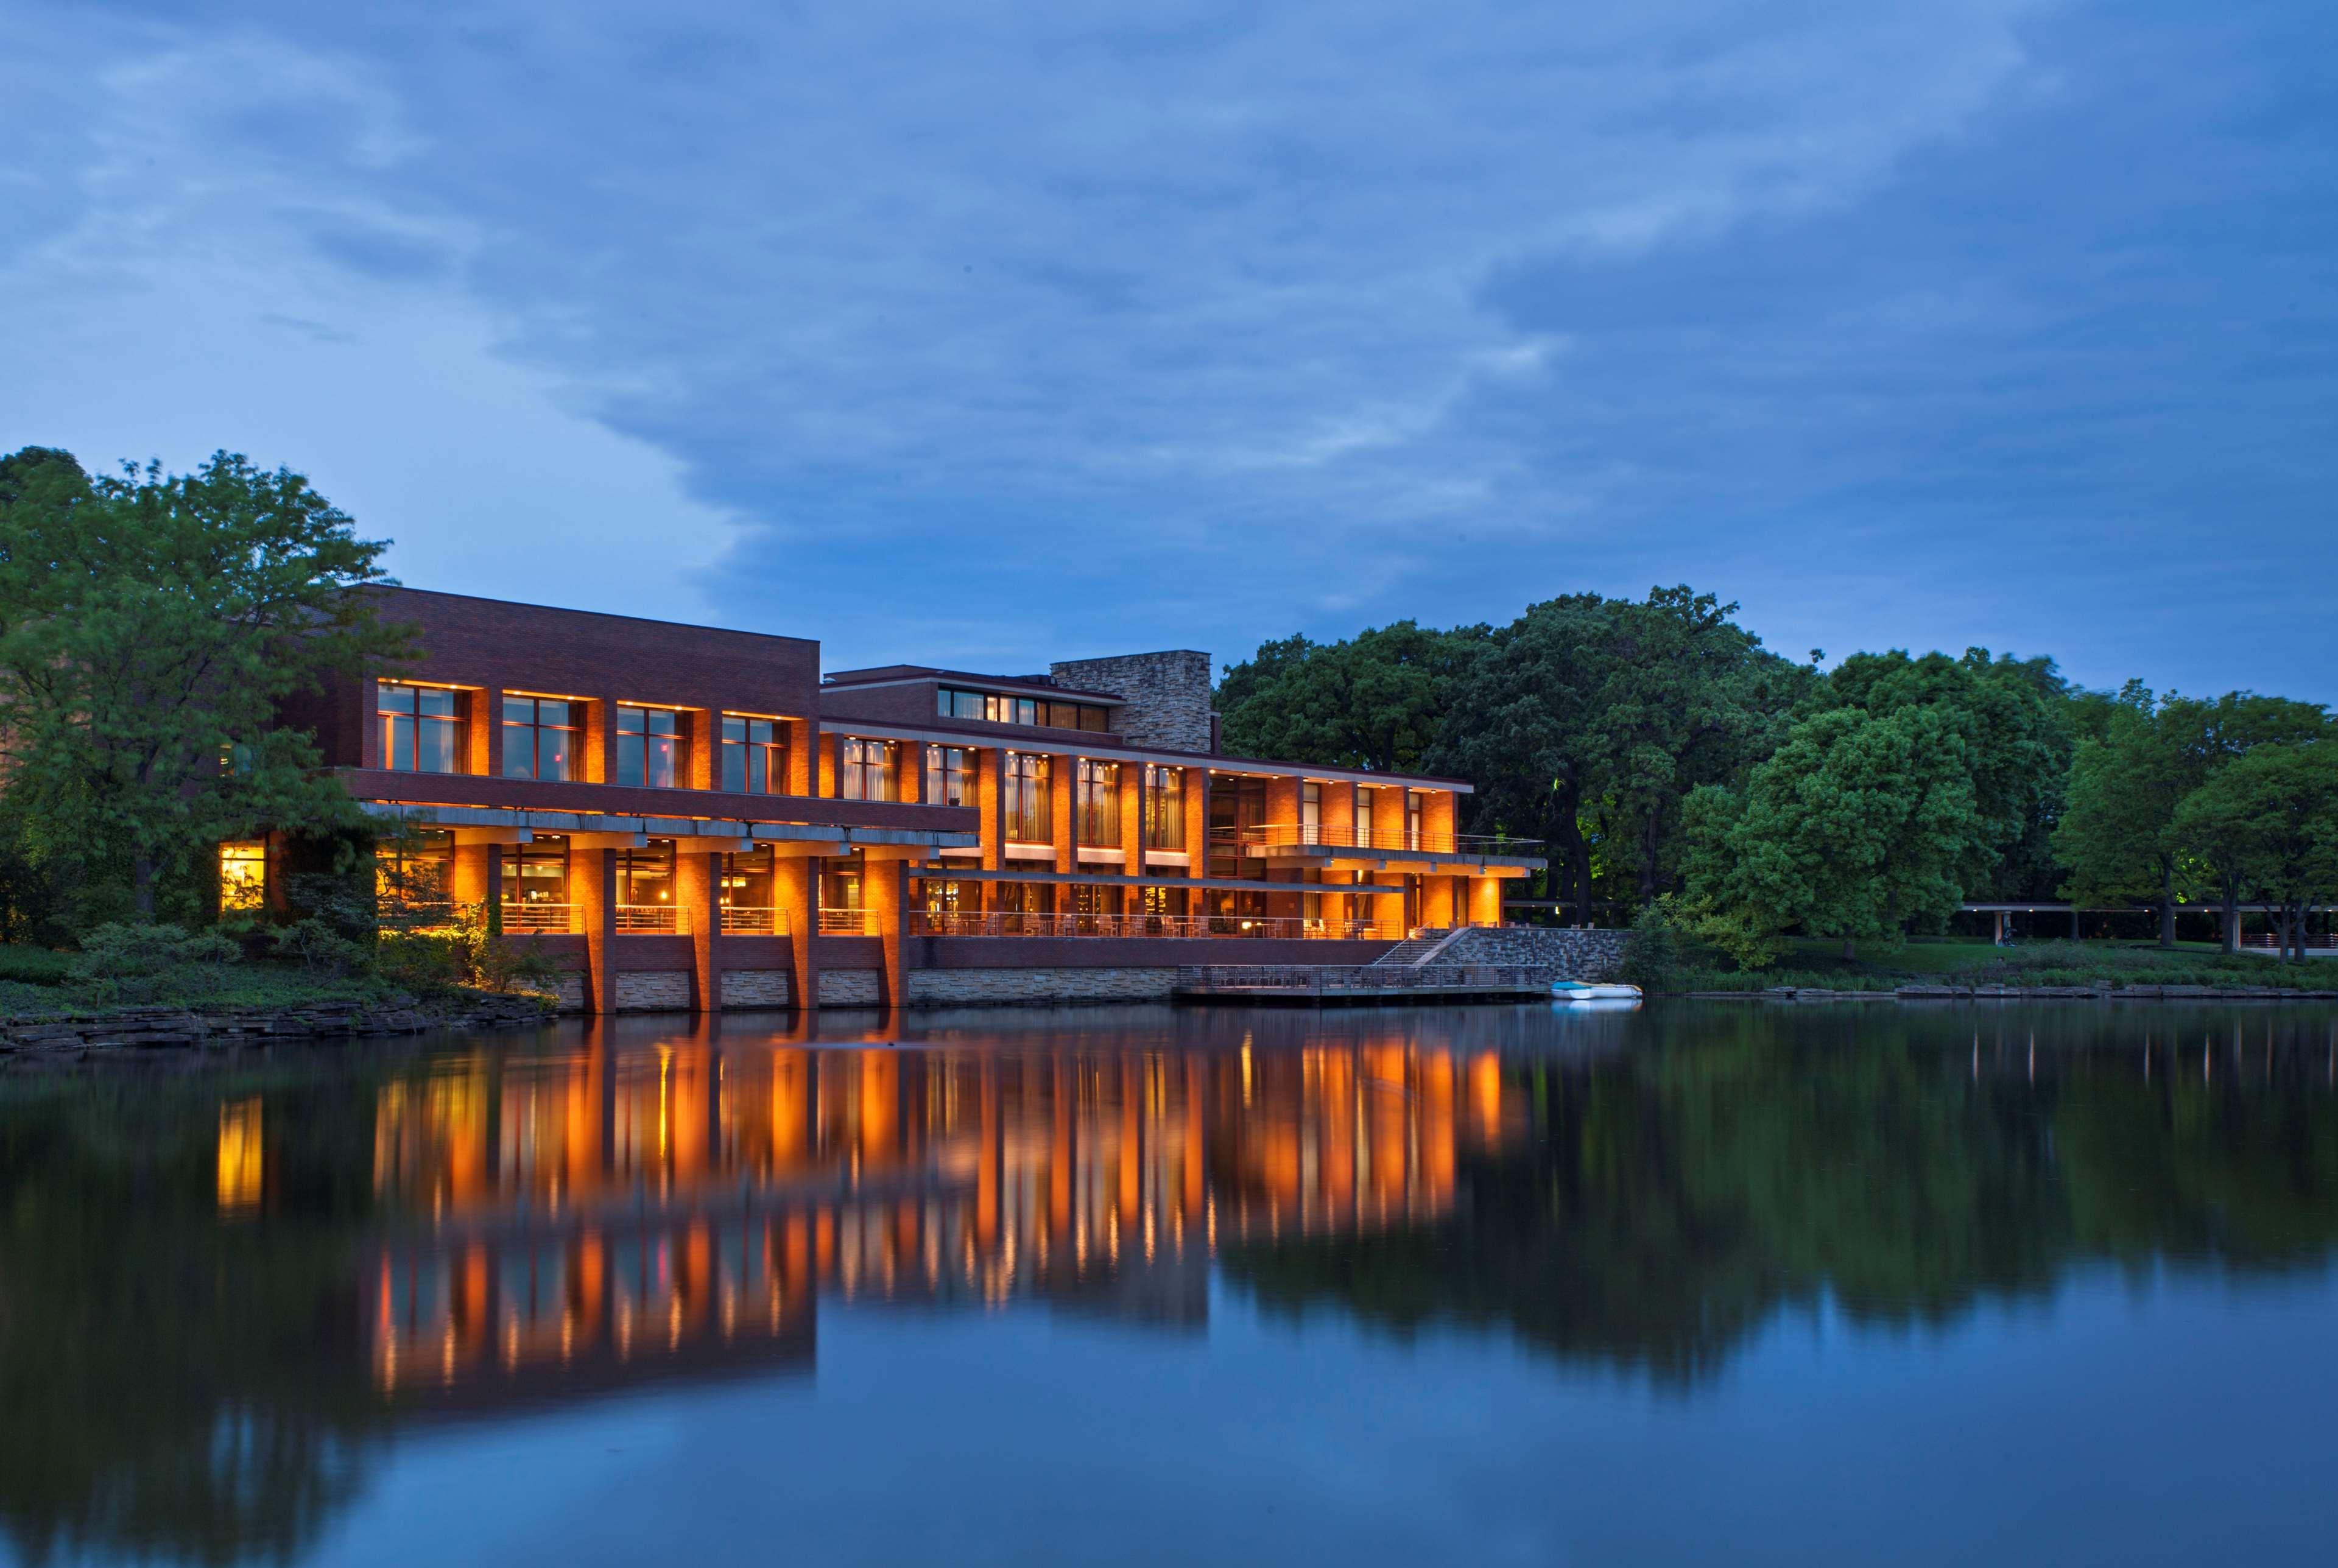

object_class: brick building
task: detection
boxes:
[239,588,1541,1011]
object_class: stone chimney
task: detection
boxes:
[1049,650,1214,754]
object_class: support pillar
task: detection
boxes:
[1120,761,1145,875]
[1422,874,1457,930]
[1424,789,1457,854]
[1052,752,1076,874]
[573,845,618,1016]
[1469,876,1504,928]
[678,851,722,1013]
[777,856,820,1014]
[867,856,907,1009]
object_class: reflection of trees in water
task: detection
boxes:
[0,1073,390,1566]
[1225,1005,2338,1385]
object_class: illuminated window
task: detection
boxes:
[1076,758,1119,845]
[839,737,895,801]
[375,828,452,912]
[502,696,577,781]
[1355,789,1376,849]
[1407,790,1425,851]
[500,835,569,905]
[721,715,789,794]
[1004,751,1051,842]
[925,744,972,807]
[615,705,681,787]
[720,845,774,909]
[219,841,267,912]
[935,686,1109,731]
[1301,782,1322,844]
[1144,765,1185,849]
[617,839,676,907]
[378,683,464,773]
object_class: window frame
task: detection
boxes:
[720,714,790,795]
[614,704,683,789]
[378,682,467,775]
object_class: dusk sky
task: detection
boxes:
[4,1,2330,697]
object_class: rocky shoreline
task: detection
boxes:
[0,990,555,1054]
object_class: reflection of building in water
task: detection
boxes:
[357,1027,1516,1410]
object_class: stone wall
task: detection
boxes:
[720,969,792,1009]
[904,966,1178,1005]
[1437,926,1628,980]
[818,969,882,1006]
[1048,650,1214,754]
[614,971,692,1011]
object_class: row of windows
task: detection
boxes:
[935,686,1112,733]
[382,685,794,795]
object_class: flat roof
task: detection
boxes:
[822,666,1125,703]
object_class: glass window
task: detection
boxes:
[1355,789,1377,849]
[839,737,896,801]
[219,841,267,912]
[501,835,569,906]
[926,745,973,807]
[1076,758,1120,845]
[1004,751,1051,842]
[720,845,774,909]
[721,715,789,795]
[374,828,452,911]
[378,683,464,773]
[1144,765,1185,849]
[501,696,577,781]
[617,839,675,907]
[1301,782,1322,843]
[1407,789,1425,850]
[615,705,681,788]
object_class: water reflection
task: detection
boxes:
[3,1002,2336,1566]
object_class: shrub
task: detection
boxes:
[269,916,373,977]
[68,923,241,1005]
[0,946,74,986]
[1616,904,1680,991]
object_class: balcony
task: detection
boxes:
[719,905,786,935]
[910,912,1383,940]
[817,907,866,935]
[1209,824,1542,862]
[614,904,680,933]
[500,901,574,934]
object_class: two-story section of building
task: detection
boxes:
[244,591,1542,1012]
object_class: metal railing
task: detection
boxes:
[910,912,1386,940]
[719,905,785,935]
[1177,962,1548,994]
[817,907,866,936]
[614,904,678,933]
[499,901,574,933]
[1211,824,1541,856]
[2242,932,2336,951]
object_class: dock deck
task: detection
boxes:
[1174,963,1549,1005]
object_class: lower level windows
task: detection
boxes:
[219,841,267,912]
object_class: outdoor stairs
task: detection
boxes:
[1373,927,1462,967]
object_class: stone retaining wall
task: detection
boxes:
[0,991,553,1053]
[906,967,1177,1005]
[614,971,692,1011]
[1438,926,1628,980]
[721,969,792,1008]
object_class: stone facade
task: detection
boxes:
[1435,926,1628,980]
[720,969,792,1009]
[818,969,882,1006]
[554,973,585,1011]
[904,966,1178,1005]
[614,971,692,1011]
[1048,650,1214,754]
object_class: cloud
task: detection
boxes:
[3,0,2331,696]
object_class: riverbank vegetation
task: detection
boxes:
[0,446,551,1018]
[1219,591,2338,979]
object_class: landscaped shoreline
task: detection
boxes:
[0,988,553,1055]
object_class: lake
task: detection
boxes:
[4,1000,2336,1566]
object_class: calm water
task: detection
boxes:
[4,1002,2337,1567]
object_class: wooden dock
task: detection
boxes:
[1174,963,1549,1005]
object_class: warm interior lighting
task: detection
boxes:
[219,841,267,911]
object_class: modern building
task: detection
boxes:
[245,588,1541,1010]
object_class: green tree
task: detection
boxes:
[1682,705,1984,960]
[2173,744,2338,963]
[1216,621,1487,772]
[2054,682,2194,946]
[0,450,409,923]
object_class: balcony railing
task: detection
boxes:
[499,901,574,933]
[614,904,678,933]
[1211,824,1541,856]
[910,912,1386,940]
[817,907,866,935]
[719,905,785,935]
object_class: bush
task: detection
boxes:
[68,923,241,1005]
[268,916,372,977]
[0,946,74,986]
[1616,904,1680,991]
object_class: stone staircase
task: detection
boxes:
[1371,927,1462,966]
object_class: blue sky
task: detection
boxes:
[3,1,2331,697]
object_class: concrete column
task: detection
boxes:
[1469,876,1504,927]
[678,851,722,1012]
[776,856,819,1013]
[574,845,618,1015]
[1119,761,1144,874]
[1052,752,1075,874]
[867,856,907,1009]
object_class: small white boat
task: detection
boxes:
[1552,980,1643,1002]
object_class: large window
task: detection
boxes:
[501,695,577,781]
[1302,782,1322,844]
[615,705,681,788]
[1144,765,1185,849]
[500,834,570,923]
[1355,789,1377,849]
[1407,789,1425,851]
[378,683,464,773]
[721,845,774,908]
[926,744,973,807]
[375,828,452,913]
[839,737,896,801]
[1004,751,1051,842]
[721,715,789,794]
[936,686,1110,732]
[617,840,675,907]
[219,841,267,912]
[1075,758,1120,845]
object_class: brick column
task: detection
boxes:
[1119,761,1144,874]
[1422,874,1457,929]
[789,720,815,796]
[678,851,722,1012]
[776,856,819,1013]
[359,678,382,769]
[586,700,614,783]
[473,689,500,776]
[816,731,839,798]
[1266,775,1300,843]
[1323,779,1356,851]
[689,709,716,791]
[1469,876,1504,927]
[574,845,618,1015]
[1425,789,1457,854]
[1052,753,1075,874]
[867,856,907,1009]
[1183,768,1209,881]
[1370,871,1407,938]
[451,844,493,908]
[978,750,1004,871]
[903,742,927,804]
